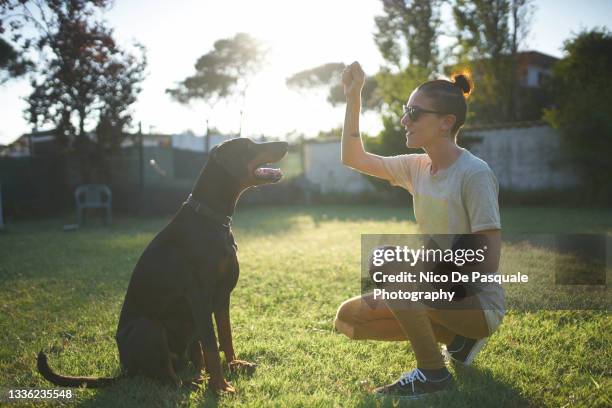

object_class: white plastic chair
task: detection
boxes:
[75,184,112,225]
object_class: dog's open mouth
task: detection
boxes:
[254,164,283,182]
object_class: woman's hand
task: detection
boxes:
[342,61,365,99]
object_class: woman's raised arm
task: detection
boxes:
[340,62,392,181]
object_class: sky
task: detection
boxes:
[1,0,611,145]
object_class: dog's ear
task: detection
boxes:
[209,141,249,181]
[207,145,224,166]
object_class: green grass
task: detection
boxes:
[0,205,610,407]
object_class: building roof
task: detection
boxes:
[517,51,559,68]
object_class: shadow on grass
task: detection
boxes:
[233,204,415,235]
[75,354,258,407]
[75,362,261,408]
[74,363,532,408]
[76,377,221,408]
[354,364,533,408]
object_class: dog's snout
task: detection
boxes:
[276,141,289,156]
[258,141,288,161]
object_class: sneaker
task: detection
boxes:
[373,368,454,399]
[442,335,488,366]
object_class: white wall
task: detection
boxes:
[463,125,579,191]
[303,126,579,194]
[304,141,375,194]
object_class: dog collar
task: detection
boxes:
[184,194,232,228]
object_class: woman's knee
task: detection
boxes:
[334,298,360,339]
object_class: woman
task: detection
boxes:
[334,62,504,399]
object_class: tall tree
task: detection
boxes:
[96,43,147,151]
[26,0,116,140]
[2,0,146,145]
[4,0,146,184]
[452,0,533,122]
[166,33,266,135]
[374,0,442,72]
[367,0,443,156]
[544,29,612,204]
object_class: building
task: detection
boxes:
[516,51,558,88]
[1,129,59,157]
[450,50,558,88]
[171,132,233,152]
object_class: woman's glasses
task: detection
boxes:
[402,105,447,122]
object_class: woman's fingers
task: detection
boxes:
[350,62,365,84]
[341,61,366,98]
[342,67,353,86]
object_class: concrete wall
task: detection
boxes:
[462,124,579,191]
[303,141,375,194]
[303,125,578,194]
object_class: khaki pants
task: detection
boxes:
[334,291,489,369]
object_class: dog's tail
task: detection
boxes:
[37,351,118,388]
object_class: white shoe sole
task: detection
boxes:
[442,337,488,366]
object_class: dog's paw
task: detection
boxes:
[228,359,257,375]
[189,375,206,385]
[208,378,235,394]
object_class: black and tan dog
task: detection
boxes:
[37,137,288,393]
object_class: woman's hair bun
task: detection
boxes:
[452,73,473,97]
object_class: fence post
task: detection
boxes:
[205,119,210,153]
[299,135,305,175]
[0,183,4,231]
[138,122,144,214]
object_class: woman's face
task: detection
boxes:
[400,90,453,149]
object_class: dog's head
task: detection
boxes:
[210,138,289,188]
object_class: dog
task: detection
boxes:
[37,137,289,394]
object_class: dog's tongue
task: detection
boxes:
[254,167,282,179]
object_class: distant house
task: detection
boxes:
[450,50,558,89]
[171,132,233,153]
[1,129,60,157]
[516,51,558,88]
[447,50,559,122]
[120,133,172,148]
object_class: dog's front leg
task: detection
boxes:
[188,290,234,394]
[215,294,256,375]
[186,340,206,385]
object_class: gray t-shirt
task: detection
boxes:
[381,148,504,334]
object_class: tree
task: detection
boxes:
[96,44,147,151]
[287,0,443,157]
[451,0,534,123]
[3,0,146,184]
[286,62,380,110]
[166,33,266,135]
[366,0,444,157]
[0,36,29,83]
[543,28,612,204]
[0,0,38,83]
[26,0,117,140]
[374,0,442,72]
[2,1,145,145]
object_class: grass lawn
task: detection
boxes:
[0,205,610,407]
